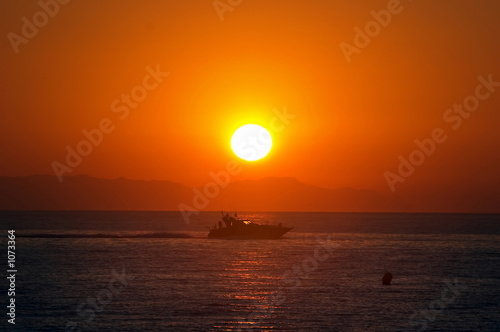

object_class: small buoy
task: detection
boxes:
[382,272,393,285]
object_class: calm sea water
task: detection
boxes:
[1,211,499,331]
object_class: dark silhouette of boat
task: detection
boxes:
[208,212,293,239]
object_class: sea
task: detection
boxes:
[1,211,499,332]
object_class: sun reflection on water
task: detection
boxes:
[212,249,286,330]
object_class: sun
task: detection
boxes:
[231,124,272,161]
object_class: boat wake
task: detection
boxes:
[18,232,195,239]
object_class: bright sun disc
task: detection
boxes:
[231,124,272,161]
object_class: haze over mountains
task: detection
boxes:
[0,175,498,213]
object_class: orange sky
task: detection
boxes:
[1,0,499,196]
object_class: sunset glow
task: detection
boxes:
[1,1,499,204]
[1,2,500,331]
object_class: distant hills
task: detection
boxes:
[0,175,498,212]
